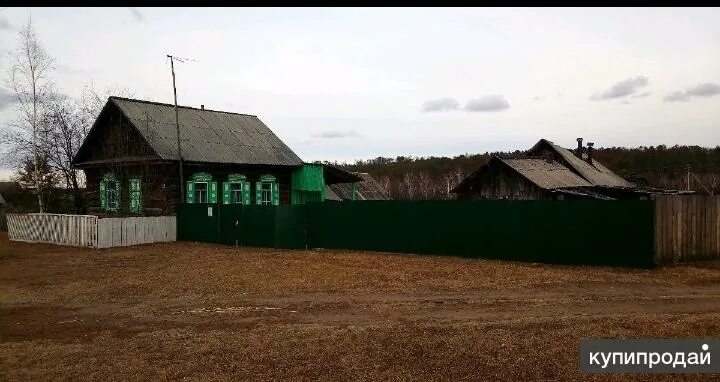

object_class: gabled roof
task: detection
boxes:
[74,97,303,166]
[452,156,592,193]
[501,158,593,189]
[529,139,634,188]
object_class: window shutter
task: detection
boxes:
[209,181,218,203]
[272,182,279,205]
[113,181,121,211]
[100,180,107,211]
[222,182,230,204]
[186,182,195,203]
[255,182,262,205]
[129,178,142,214]
[243,182,251,205]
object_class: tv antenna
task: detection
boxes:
[166,54,197,203]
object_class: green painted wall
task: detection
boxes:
[177,200,655,267]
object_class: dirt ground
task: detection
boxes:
[1,233,720,381]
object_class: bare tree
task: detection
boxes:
[377,175,391,196]
[401,171,415,199]
[42,93,89,212]
[3,19,55,212]
[417,171,431,199]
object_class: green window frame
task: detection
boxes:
[222,174,251,205]
[100,172,121,213]
[185,172,217,204]
[129,178,143,214]
[255,175,279,206]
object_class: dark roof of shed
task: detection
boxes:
[529,139,634,188]
[328,173,391,200]
[322,163,363,184]
[74,97,303,166]
[324,186,342,201]
[453,156,593,193]
[502,158,593,189]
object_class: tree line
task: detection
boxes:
[338,145,720,199]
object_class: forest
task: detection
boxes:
[339,144,720,200]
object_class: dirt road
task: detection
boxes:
[1,233,719,381]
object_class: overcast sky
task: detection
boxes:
[1,7,719,180]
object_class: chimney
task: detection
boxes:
[586,142,594,164]
[201,104,205,111]
[576,137,583,157]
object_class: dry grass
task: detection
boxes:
[1,233,720,381]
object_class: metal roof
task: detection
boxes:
[106,97,303,166]
[532,139,635,188]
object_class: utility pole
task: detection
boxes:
[167,55,185,203]
[686,164,691,191]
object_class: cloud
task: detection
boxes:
[313,130,359,139]
[0,87,18,110]
[632,91,651,98]
[0,16,12,30]
[664,91,690,102]
[664,83,720,102]
[531,96,543,101]
[591,76,649,100]
[128,8,144,22]
[464,95,510,112]
[420,97,459,112]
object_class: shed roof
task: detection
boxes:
[324,186,342,201]
[328,173,391,200]
[501,158,594,189]
[75,97,303,166]
[451,156,594,194]
[530,139,634,188]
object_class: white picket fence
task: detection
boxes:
[96,216,176,248]
[6,213,176,248]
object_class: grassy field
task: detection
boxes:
[1,232,720,381]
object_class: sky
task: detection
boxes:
[0,7,719,180]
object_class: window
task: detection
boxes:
[222,174,249,205]
[186,173,217,204]
[129,178,142,214]
[255,175,279,206]
[100,173,120,213]
[195,182,208,203]
[260,182,272,205]
[230,183,243,204]
[106,181,119,210]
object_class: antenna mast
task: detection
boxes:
[168,54,186,203]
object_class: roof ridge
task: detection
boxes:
[109,96,258,117]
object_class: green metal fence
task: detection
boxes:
[177,200,655,267]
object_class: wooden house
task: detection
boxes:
[453,138,685,200]
[72,97,359,216]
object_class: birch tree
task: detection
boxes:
[3,19,54,212]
